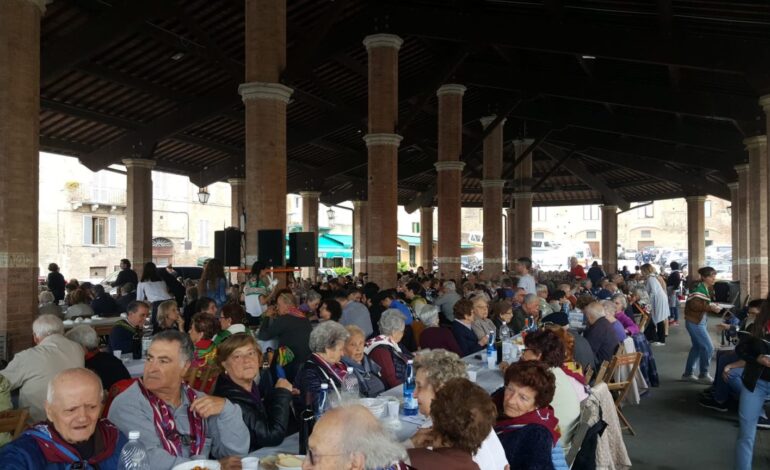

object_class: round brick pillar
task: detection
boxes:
[480,115,506,278]
[353,200,368,276]
[300,191,320,280]
[420,206,434,271]
[228,178,246,230]
[601,205,618,275]
[734,163,751,289]
[744,136,768,296]
[123,159,156,268]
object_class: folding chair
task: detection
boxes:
[185,362,221,394]
[637,312,650,333]
[605,352,643,435]
[583,364,595,384]
[591,360,610,386]
[0,409,29,439]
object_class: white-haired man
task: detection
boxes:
[0,368,127,468]
[108,330,248,469]
[0,314,84,422]
[583,301,620,366]
[433,281,461,323]
[302,404,408,470]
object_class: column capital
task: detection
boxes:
[122,158,156,170]
[419,206,434,212]
[601,204,618,211]
[480,115,507,129]
[685,195,707,203]
[352,200,368,208]
[434,161,465,172]
[512,191,533,199]
[743,135,767,150]
[363,34,403,51]
[480,179,506,188]
[299,191,322,199]
[727,181,739,190]
[363,133,403,147]
[759,94,770,112]
[436,84,467,97]
[238,82,293,103]
[734,163,750,173]
[227,178,246,186]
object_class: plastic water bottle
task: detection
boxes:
[140,315,153,358]
[117,431,149,470]
[486,331,497,369]
[342,367,360,401]
[500,323,512,363]
[403,360,418,416]
[315,383,330,420]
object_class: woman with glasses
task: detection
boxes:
[212,333,293,452]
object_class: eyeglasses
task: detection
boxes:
[307,447,345,465]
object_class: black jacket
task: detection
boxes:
[91,294,121,316]
[47,272,66,302]
[115,292,136,313]
[736,326,770,392]
[112,268,138,288]
[451,320,484,356]
[212,374,292,452]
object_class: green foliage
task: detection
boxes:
[332,267,352,276]
[397,261,410,273]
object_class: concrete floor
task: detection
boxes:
[622,317,770,469]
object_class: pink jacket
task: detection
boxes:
[615,311,640,335]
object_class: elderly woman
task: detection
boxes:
[641,263,669,346]
[214,303,248,344]
[154,299,184,333]
[408,350,508,470]
[300,289,322,317]
[470,294,497,342]
[38,290,63,318]
[46,262,66,303]
[365,309,412,388]
[494,361,566,470]
[189,312,218,367]
[611,293,640,336]
[600,300,628,343]
[317,299,342,323]
[683,266,722,383]
[408,378,498,470]
[417,305,462,356]
[452,298,488,356]
[212,333,292,452]
[66,324,130,390]
[65,287,95,319]
[582,301,621,366]
[341,325,386,397]
[492,300,515,333]
[258,290,313,380]
[296,320,350,406]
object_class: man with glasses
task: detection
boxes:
[108,330,248,469]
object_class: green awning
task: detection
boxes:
[322,250,352,259]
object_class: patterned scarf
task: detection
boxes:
[495,405,561,445]
[137,380,206,456]
[285,306,308,319]
[26,420,120,467]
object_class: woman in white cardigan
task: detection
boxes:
[641,263,669,345]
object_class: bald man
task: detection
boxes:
[303,405,408,470]
[0,368,127,468]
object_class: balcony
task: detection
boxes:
[66,184,126,210]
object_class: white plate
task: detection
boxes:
[276,455,305,469]
[172,460,221,470]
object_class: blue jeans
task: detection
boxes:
[669,306,679,321]
[712,351,740,402]
[735,378,770,470]
[684,317,713,377]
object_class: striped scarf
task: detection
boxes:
[137,380,206,456]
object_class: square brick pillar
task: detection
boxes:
[686,196,706,284]
[364,34,402,289]
[300,191,320,280]
[123,159,156,267]
[744,136,768,298]
[480,115,505,278]
[352,200,368,277]
[420,206,434,271]
[734,164,751,291]
[1,0,45,353]
[242,0,291,268]
[601,205,618,274]
[228,178,246,230]
[512,139,534,260]
[436,84,466,282]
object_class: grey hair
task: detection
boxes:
[632,287,649,303]
[65,325,99,351]
[413,349,467,390]
[379,309,406,336]
[33,314,64,339]
[612,293,628,309]
[536,284,549,294]
[333,405,408,468]
[47,367,103,403]
[417,305,440,327]
[523,293,539,305]
[443,281,456,291]
[39,290,55,304]
[306,290,322,303]
[309,320,350,353]
[151,329,195,365]
[584,302,606,322]
[600,300,616,316]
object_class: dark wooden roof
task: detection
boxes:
[39,0,770,209]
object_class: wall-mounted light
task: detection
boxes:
[197,186,210,204]
[327,207,336,228]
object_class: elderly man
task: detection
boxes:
[303,404,408,470]
[108,300,149,355]
[511,293,540,334]
[108,330,248,469]
[66,325,130,390]
[0,315,83,422]
[433,281,462,324]
[38,290,64,318]
[583,301,621,366]
[336,290,374,338]
[0,368,127,468]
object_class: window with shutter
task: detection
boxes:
[108,217,117,246]
[83,215,93,245]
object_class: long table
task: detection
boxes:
[63,316,121,336]
[249,352,505,459]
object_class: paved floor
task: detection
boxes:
[622,317,770,469]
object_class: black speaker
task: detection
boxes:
[289,232,317,267]
[258,229,284,267]
[214,228,242,267]
[715,280,743,310]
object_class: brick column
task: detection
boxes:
[480,115,505,278]
[436,84,466,282]
[728,182,739,283]
[506,207,516,272]
[744,136,768,298]
[0,0,44,353]
[123,159,155,267]
[364,34,402,289]
[512,139,534,259]
[420,206,434,271]
[686,196,706,284]
[241,0,291,266]
[734,164,751,291]
[228,178,245,230]
[601,205,618,274]
[300,191,320,280]
[352,200,368,276]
